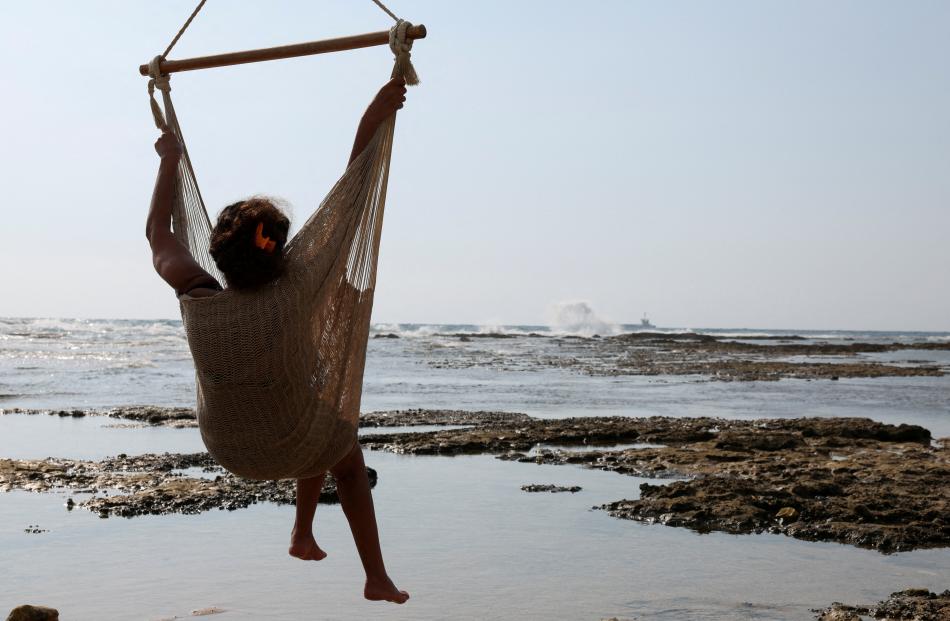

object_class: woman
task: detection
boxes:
[146,77,409,604]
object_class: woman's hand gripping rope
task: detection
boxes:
[364,77,407,124]
[154,131,184,162]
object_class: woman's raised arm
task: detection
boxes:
[145,132,221,295]
[348,77,407,165]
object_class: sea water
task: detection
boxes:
[1,317,949,619]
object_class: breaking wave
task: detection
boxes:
[546,301,619,337]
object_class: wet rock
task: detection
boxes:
[597,433,949,553]
[106,406,197,427]
[5,605,59,621]
[785,418,931,444]
[870,589,950,620]
[775,506,798,520]
[360,409,531,428]
[611,332,718,344]
[0,453,376,518]
[422,330,948,381]
[372,333,400,339]
[361,412,949,553]
[4,406,533,431]
[815,608,860,621]
[191,607,226,616]
[438,332,519,339]
[521,484,582,493]
[814,589,950,620]
[715,430,802,451]
[361,416,716,455]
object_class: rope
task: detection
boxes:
[370,1,420,84]
[163,0,208,59]
[388,19,419,85]
[147,56,172,133]
[370,0,399,22]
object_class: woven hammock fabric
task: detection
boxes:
[149,26,414,480]
[180,122,394,480]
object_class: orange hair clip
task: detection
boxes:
[254,222,277,253]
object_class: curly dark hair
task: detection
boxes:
[209,197,291,290]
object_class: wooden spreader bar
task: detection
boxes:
[139,24,427,76]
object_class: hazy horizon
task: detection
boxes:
[2,1,948,331]
[4,312,950,337]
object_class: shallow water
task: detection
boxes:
[3,318,949,436]
[2,318,949,618]
[2,430,948,620]
[0,415,204,461]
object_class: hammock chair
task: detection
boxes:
[142,1,425,480]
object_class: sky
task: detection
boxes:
[1,1,948,331]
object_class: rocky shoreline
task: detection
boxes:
[424,331,950,381]
[0,451,376,518]
[814,588,950,620]
[2,407,947,553]
[2,406,948,619]
[0,406,529,429]
[356,411,948,554]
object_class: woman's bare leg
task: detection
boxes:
[330,442,409,604]
[289,473,328,561]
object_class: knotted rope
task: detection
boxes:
[371,0,421,85]
[388,19,420,85]
[147,0,207,128]
[147,56,172,133]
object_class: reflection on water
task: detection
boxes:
[0,415,204,461]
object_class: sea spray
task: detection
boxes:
[546,301,619,336]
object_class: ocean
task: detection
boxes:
[1,316,949,619]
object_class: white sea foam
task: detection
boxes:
[546,301,619,337]
[371,323,402,334]
[476,324,539,336]
[369,323,543,338]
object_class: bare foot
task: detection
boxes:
[364,576,409,604]
[288,533,327,561]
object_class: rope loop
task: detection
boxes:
[147,55,172,133]
[147,56,171,92]
[389,19,420,85]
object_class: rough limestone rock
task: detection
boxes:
[6,605,59,621]
[521,484,582,493]
[360,414,948,553]
[814,589,950,620]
